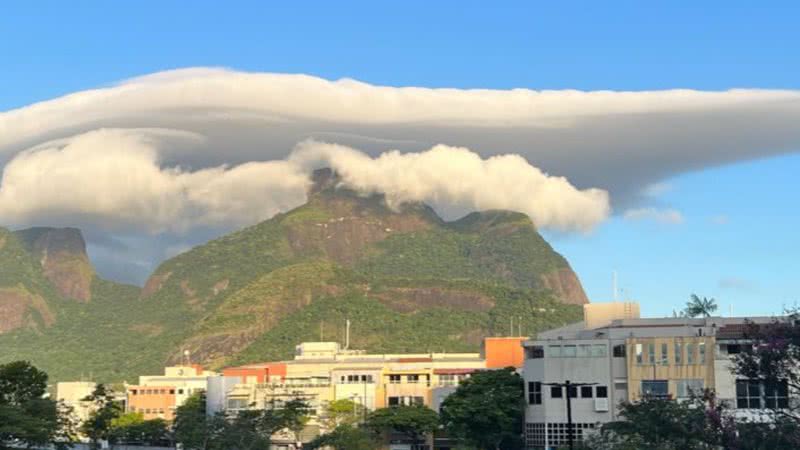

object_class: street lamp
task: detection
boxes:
[542,380,597,450]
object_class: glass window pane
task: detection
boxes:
[675,342,683,365]
[577,344,591,357]
[660,343,669,365]
[548,346,562,357]
[635,344,643,364]
[551,386,562,398]
[592,344,607,357]
[581,386,593,398]
[596,386,608,398]
[562,345,577,358]
[647,343,656,364]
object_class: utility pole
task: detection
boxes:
[543,380,597,450]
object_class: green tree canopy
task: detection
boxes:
[684,294,718,318]
[365,404,439,446]
[79,384,123,449]
[308,424,375,450]
[0,361,72,450]
[320,398,365,430]
[439,367,524,450]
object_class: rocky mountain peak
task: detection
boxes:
[14,227,94,302]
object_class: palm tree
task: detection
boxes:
[684,294,718,318]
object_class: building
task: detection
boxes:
[126,365,219,420]
[220,341,490,446]
[56,381,97,425]
[484,337,527,369]
[521,302,783,449]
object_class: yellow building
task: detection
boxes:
[625,335,715,400]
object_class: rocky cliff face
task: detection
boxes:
[15,227,94,302]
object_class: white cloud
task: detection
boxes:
[2,68,800,282]
[290,140,610,232]
[0,132,609,235]
[623,207,685,225]
[0,129,310,232]
[718,277,757,292]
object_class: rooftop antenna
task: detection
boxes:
[613,271,618,301]
[345,319,351,350]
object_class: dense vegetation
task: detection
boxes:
[0,185,585,383]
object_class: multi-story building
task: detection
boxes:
[56,381,97,425]
[220,340,489,446]
[521,302,783,449]
[126,365,219,420]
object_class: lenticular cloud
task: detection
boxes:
[1,68,800,282]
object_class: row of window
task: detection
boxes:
[736,380,789,409]
[339,374,374,384]
[531,344,609,359]
[130,407,165,415]
[634,342,706,366]
[525,422,596,447]
[527,382,608,404]
[130,388,176,396]
[387,374,429,384]
[388,396,424,407]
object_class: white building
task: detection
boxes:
[56,381,97,425]
[521,302,785,449]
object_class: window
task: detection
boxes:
[613,344,626,358]
[687,343,695,364]
[641,380,669,399]
[439,374,455,386]
[169,389,175,394]
[389,375,401,384]
[635,344,643,364]
[765,381,789,409]
[660,343,669,365]
[526,346,544,359]
[407,374,420,384]
[178,389,184,395]
[726,344,742,355]
[581,386,593,398]
[592,344,608,357]
[577,344,591,358]
[412,396,424,406]
[675,342,683,365]
[699,342,706,364]
[596,386,608,398]
[131,389,138,395]
[562,345,577,358]
[567,386,578,398]
[647,343,656,364]
[676,379,703,398]
[388,397,400,407]
[551,386,563,398]
[548,345,562,358]
[528,382,542,405]
[736,380,762,409]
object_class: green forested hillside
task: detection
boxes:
[0,175,586,382]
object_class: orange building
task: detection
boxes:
[484,336,527,368]
[222,362,287,384]
[127,385,177,421]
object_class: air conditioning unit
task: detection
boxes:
[594,398,609,412]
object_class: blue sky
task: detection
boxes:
[1,1,798,316]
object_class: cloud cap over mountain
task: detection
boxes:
[2,68,800,283]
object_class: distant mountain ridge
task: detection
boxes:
[0,169,586,382]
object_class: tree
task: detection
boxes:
[684,294,718,318]
[308,424,375,450]
[110,412,169,446]
[280,397,312,444]
[0,360,72,450]
[587,391,736,450]
[439,368,524,450]
[174,393,227,450]
[80,384,122,449]
[732,308,800,425]
[365,404,439,447]
[320,398,364,431]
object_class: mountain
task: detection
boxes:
[0,169,586,382]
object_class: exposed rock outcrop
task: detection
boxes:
[14,227,94,302]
